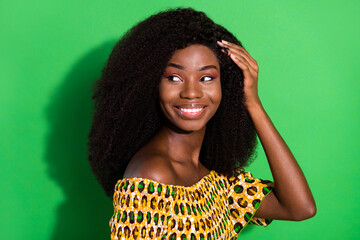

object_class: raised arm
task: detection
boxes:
[217,40,316,221]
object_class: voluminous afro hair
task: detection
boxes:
[88,8,257,197]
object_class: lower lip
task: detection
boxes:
[175,107,206,119]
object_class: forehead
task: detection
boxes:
[167,44,219,69]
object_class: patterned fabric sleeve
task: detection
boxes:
[109,179,168,240]
[227,168,274,235]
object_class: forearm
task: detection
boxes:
[216,40,315,220]
[247,101,316,220]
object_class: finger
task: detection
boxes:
[223,46,258,73]
[228,48,258,72]
[225,44,257,68]
[230,53,248,71]
[221,40,250,56]
[218,41,250,63]
[238,46,256,63]
[219,41,259,74]
[221,40,257,65]
[228,49,258,75]
[229,55,254,82]
[228,52,253,78]
[221,40,243,51]
[220,48,229,55]
[217,41,229,53]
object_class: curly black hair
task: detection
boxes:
[88,7,257,197]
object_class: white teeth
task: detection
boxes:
[180,108,203,113]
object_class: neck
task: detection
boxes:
[154,125,206,168]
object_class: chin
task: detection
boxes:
[167,119,207,133]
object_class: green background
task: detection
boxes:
[1,0,359,239]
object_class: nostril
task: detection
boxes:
[180,86,203,99]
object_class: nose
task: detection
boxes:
[180,80,203,99]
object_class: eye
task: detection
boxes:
[201,76,214,82]
[167,75,182,82]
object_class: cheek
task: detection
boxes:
[158,81,177,108]
[209,82,222,104]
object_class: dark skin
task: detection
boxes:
[123,43,316,221]
[124,45,218,186]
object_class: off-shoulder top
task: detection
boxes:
[110,169,274,240]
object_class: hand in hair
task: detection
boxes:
[217,40,260,108]
[217,40,316,221]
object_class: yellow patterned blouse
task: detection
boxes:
[110,168,274,240]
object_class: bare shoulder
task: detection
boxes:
[123,152,176,184]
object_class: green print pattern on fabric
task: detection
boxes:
[110,169,274,239]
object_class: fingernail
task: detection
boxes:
[222,40,229,44]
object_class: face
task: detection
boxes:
[159,44,222,132]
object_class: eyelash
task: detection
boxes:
[201,76,214,82]
[167,75,182,82]
[166,75,214,82]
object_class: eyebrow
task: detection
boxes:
[167,63,218,71]
[199,65,218,71]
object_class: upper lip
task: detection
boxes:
[175,103,206,108]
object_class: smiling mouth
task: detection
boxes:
[175,105,206,118]
[179,107,204,113]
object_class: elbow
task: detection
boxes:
[306,204,317,219]
[292,203,317,221]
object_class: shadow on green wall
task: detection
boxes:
[45,40,116,239]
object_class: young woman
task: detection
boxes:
[88,8,316,240]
